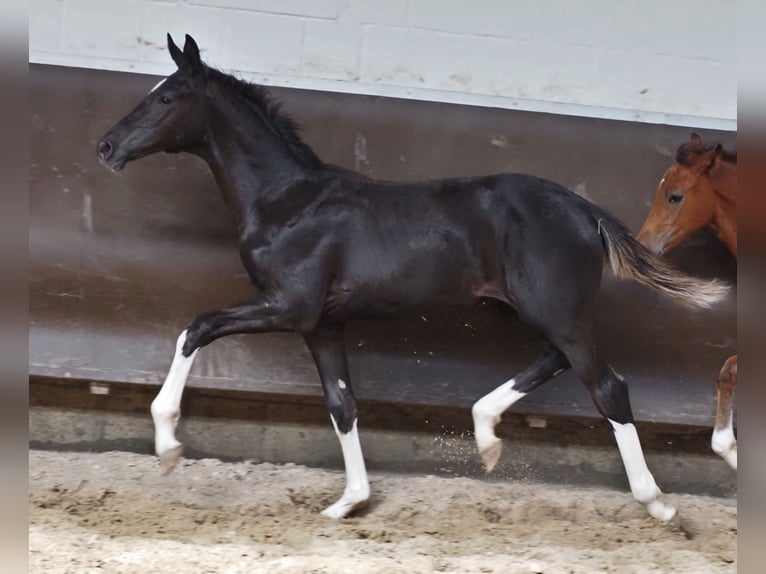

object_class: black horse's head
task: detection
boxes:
[98,34,208,171]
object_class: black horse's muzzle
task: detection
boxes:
[97,137,127,171]
[97,139,113,160]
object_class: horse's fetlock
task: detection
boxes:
[630,477,661,506]
[711,425,735,455]
[151,400,178,422]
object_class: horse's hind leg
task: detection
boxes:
[472,339,570,472]
[303,324,370,519]
[712,355,737,470]
[552,325,676,522]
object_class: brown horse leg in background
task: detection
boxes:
[712,355,737,469]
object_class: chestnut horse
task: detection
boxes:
[637,133,737,470]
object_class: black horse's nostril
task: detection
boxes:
[98,139,113,159]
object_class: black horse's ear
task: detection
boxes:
[168,33,185,69]
[690,132,702,145]
[183,34,202,73]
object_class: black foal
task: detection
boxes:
[98,34,728,521]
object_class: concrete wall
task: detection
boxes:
[29,0,736,129]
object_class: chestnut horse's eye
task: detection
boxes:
[160,95,171,105]
[668,193,683,204]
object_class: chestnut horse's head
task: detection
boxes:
[637,133,726,255]
[97,34,208,171]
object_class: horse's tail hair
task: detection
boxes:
[597,214,730,309]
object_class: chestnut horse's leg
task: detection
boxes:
[712,355,737,470]
[472,339,570,472]
[303,324,370,519]
[553,323,677,522]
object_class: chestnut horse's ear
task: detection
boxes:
[168,34,186,69]
[695,143,723,174]
[690,132,702,145]
[183,34,202,73]
[707,143,724,170]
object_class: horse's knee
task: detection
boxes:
[183,313,216,355]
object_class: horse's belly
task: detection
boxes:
[326,263,484,319]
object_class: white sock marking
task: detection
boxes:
[149,77,167,94]
[337,378,347,389]
[609,419,676,521]
[321,417,370,519]
[472,379,525,454]
[711,418,737,470]
[150,330,198,461]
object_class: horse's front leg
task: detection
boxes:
[151,293,297,474]
[304,325,370,519]
[151,329,198,473]
[712,354,737,470]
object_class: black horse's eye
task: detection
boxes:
[668,193,683,204]
[160,95,171,105]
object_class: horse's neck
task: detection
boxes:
[711,161,738,256]
[203,106,310,235]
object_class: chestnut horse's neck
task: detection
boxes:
[709,159,737,256]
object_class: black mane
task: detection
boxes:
[206,66,324,169]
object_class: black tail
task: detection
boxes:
[597,215,729,309]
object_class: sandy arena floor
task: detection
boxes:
[29,450,736,573]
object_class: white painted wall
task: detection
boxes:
[29,0,736,129]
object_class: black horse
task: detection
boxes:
[98,34,728,521]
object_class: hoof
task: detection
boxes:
[158,443,183,475]
[320,496,369,520]
[646,498,677,523]
[479,438,503,473]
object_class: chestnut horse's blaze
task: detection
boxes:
[98,34,730,523]
[637,133,737,471]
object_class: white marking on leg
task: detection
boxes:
[321,417,370,519]
[711,418,737,470]
[150,330,198,474]
[472,379,525,472]
[337,378,347,389]
[149,77,167,93]
[609,419,676,521]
